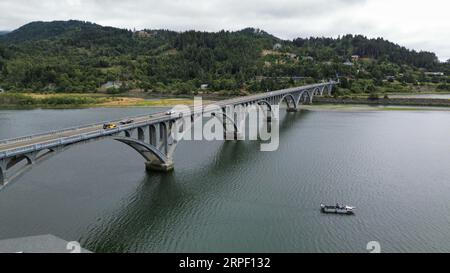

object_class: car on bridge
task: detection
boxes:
[119,119,134,125]
[103,123,118,130]
[166,110,183,117]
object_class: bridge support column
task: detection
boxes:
[0,159,7,186]
[145,160,174,172]
[149,124,158,147]
[327,84,333,96]
[138,127,145,142]
[161,122,169,154]
[286,108,298,112]
[221,106,242,141]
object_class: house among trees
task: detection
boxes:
[343,60,354,66]
[351,55,360,61]
[302,56,314,61]
[286,53,298,59]
[424,72,444,76]
[273,43,282,50]
[200,84,209,90]
[0,87,4,93]
[134,30,151,38]
[101,81,122,90]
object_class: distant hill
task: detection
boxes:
[0,20,448,94]
[0,20,130,44]
[0,31,10,36]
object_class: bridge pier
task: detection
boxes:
[145,160,174,172]
[286,108,298,113]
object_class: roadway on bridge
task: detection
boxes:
[0,114,164,152]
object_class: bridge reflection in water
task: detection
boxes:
[79,110,310,252]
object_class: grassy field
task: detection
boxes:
[2,92,450,112]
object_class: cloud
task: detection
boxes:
[0,0,449,60]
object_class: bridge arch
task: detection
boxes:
[6,155,33,170]
[296,90,312,105]
[257,100,272,112]
[313,87,321,96]
[34,148,58,161]
[114,137,170,165]
[113,111,241,169]
[279,94,297,110]
[0,155,34,184]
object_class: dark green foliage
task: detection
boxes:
[0,21,448,94]
[437,84,450,91]
[293,34,439,68]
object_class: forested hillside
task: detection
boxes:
[0,20,448,95]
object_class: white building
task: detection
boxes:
[424,72,444,76]
[101,81,122,89]
[343,60,354,66]
[0,87,4,93]
[200,84,209,90]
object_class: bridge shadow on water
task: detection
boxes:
[80,110,312,252]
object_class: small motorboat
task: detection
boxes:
[320,203,355,215]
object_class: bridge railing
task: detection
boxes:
[0,113,160,146]
[0,115,175,160]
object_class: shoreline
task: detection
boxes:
[2,102,450,113]
[302,104,450,112]
[2,92,450,112]
[313,97,450,108]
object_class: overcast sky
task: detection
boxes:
[1,0,449,60]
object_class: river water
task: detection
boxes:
[1,107,450,253]
[389,93,450,99]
